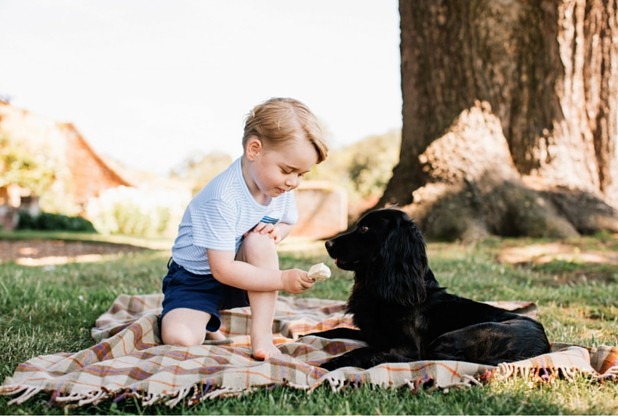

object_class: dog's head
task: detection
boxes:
[325,208,431,306]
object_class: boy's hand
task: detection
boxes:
[280,269,314,293]
[250,222,282,244]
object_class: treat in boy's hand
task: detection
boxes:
[308,263,331,282]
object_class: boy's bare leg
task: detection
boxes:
[248,290,280,360]
[237,232,281,360]
[161,308,211,346]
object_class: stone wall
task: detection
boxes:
[291,181,348,239]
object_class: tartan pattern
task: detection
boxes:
[1,294,616,408]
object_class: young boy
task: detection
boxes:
[161,97,328,360]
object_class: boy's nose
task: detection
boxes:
[286,176,299,188]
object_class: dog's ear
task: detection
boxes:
[372,220,428,306]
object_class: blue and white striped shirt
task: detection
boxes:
[171,157,298,274]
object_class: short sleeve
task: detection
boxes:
[191,199,237,251]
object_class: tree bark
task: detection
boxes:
[379,0,618,240]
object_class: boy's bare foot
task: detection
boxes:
[206,330,227,341]
[203,330,232,345]
[252,342,282,361]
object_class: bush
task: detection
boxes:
[17,211,97,232]
[86,186,189,238]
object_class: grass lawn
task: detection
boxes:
[0,232,617,414]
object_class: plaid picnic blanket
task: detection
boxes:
[1,294,617,408]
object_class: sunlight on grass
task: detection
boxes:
[1,233,617,414]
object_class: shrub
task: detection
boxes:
[17,211,97,232]
[86,186,189,238]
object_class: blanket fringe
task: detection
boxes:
[53,391,83,403]
[325,376,347,393]
[3,385,43,405]
[164,386,192,408]
[404,377,432,392]
[495,363,594,384]
[306,374,348,393]
[2,363,617,409]
[596,365,618,381]
[54,390,109,407]
[141,392,162,407]
[202,386,248,400]
[141,385,249,406]
[460,374,482,387]
[77,389,108,406]
[405,374,481,393]
[0,383,250,408]
[3,357,617,408]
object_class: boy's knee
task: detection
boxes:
[239,232,277,261]
[243,230,276,246]
[161,327,204,347]
[160,315,206,347]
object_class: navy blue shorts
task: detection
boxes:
[161,259,249,332]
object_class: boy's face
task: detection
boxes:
[245,136,317,201]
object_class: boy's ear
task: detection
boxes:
[246,136,262,161]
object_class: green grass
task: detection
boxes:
[0,229,172,250]
[1,234,617,414]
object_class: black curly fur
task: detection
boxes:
[311,208,551,370]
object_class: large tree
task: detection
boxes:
[378,0,618,240]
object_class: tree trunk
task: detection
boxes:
[379,0,618,240]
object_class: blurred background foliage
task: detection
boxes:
[170,129,401,219]
[17,211,96,233]
[2,130,400,237]
[170,151,233,195]
[306,129,401,217]
[85,186,189,238]
[0,134,57,196]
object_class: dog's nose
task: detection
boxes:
[325,240,333,250]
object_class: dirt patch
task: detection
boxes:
[547,271,617,285]
[497,243,618,265]
[0,239,150,266]
[497,242,618,285]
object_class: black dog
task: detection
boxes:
[312,208,550,370]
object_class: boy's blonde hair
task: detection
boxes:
[243,97,328,163]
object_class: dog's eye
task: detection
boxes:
[358,225,369,233]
